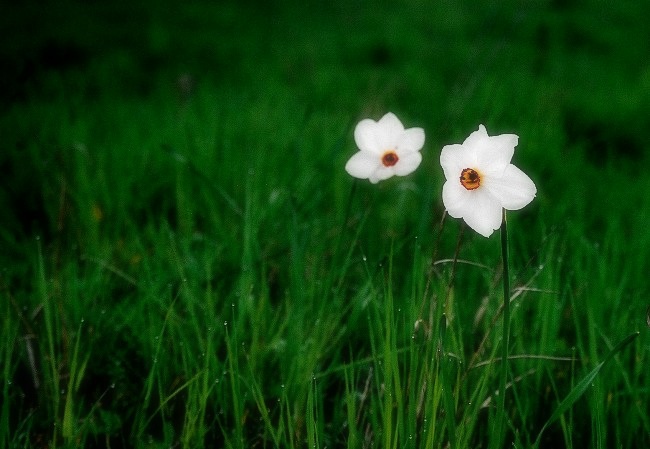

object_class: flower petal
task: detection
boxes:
[376,112,405,147]
[483,164,537,210]
[461,190,503,238]
[369,166,395,183]
[477,131,518,176]
[442,180,472,218]
[345,151,379,179]
[394,152,422,176]
[440,143,476,182]
[443,182,502,237]
[397,127,425,153]
[354,119,382,154]
[462,124,490,150]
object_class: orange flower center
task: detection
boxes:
[460,168,481,190]
[381,150,399,167]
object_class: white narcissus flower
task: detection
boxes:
[345,112,425,183]
[440,124,537,238]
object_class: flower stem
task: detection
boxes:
[495,209,511,447]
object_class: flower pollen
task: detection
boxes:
[460,168,481,190]
[381,150,399,167]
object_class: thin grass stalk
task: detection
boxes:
[439,314,457,449]
[494,209,511,448]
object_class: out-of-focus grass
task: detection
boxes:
[1,0,649,447]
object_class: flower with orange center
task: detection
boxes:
[345,112,425,183]
[440,125,537,237]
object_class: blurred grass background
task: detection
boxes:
[2,0,650,448]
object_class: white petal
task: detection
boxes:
[354,119,382,154]
[442,181,473,218]
[397,127,425,153]
[483,164,537,210]
[440,143,475,182]
[369,166,395,183]
[345,151,379,179]
[376,112,405,146]
[462,124,491,149]
[477,132,518,176]
[394,152,422,176]
[461,190,503,238]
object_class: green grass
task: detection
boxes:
[2,0,650,447]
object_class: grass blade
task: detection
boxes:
[439,314,457,449]
[533,331,640,447]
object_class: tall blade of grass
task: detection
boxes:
[533,331,640,448]
[225,322,244,449]
[247,366,280,447]
[343,364,360,449]
[133,292,178,440]
[439,314,457,449]
[37,239,60,448]
[62,319,90,441]
[306,376,320,449]
[493,210,511,449]
[1,293,17,447]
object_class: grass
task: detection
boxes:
[2,0,650,447]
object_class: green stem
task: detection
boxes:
[496,209,511,447]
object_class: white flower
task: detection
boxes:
[345,112,425,183]
[440,124,537,237]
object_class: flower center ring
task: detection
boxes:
[381,150,399,167]
[460,168,481,190]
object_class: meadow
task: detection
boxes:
[2,0,650,447]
